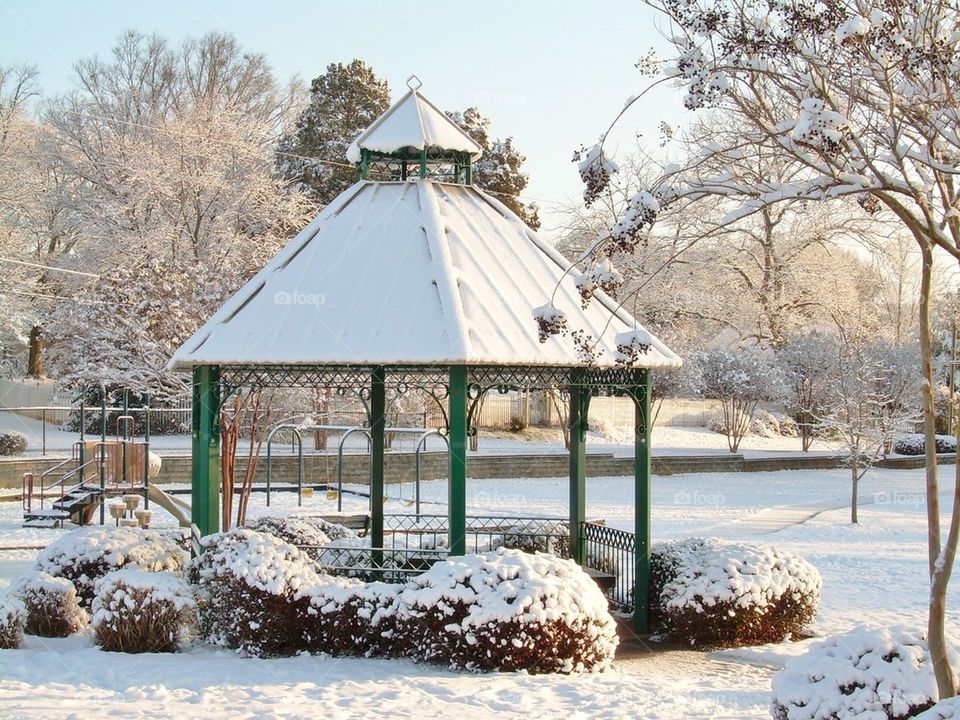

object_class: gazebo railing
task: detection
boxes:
[383,513,570,556]
[303,545,450,583]
[581,521,636,613]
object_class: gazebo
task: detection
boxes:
[169,82,680,631]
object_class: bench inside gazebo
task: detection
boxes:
[169,82,680,631]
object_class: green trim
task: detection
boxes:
[191,365,221,538]
[448,365,468,555]
[359,149,371,180]
[419,149,428,178]
[569,375,590,564]
[370,366,386,559]
[632,369,652,633]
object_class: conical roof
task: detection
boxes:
[346,89,483,163]
[169,178,680,370]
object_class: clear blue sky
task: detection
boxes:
[0,0,687,236]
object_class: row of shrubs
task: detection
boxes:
[0,520,829,658]
[0,525,619,673]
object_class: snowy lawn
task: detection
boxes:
[0,466,957,719]
[0,409,836,458]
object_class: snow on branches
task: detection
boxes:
[533,304,569,342]
[573,143,619,207]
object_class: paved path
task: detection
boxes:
[701,494,876,537]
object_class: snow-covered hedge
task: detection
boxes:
[0,596,26,648]
[915,697,960,720]
[892,434,957,456]
[0,431,27,456]
[34,527,189,605]
[92,569,196,653]
[491,519,571,557]
[189,528,329,657]
[246,515,357,560]
[650,537,820,647]
[770,626,959,720]
[306,580,401,657]
[393,548,619,673]
[16,572,88,637]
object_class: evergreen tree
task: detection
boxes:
[447,107,540,230]
[280,60,390,204]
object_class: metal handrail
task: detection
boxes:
[413,429,448,520]
[265,424,303,507]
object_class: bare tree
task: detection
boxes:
[562,0,960,696]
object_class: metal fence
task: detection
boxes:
[383,513,570,556]
[581,521,636,613]
[303,545,450,583]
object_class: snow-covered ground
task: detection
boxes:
[0,466,956,719]
[0,409,834,458]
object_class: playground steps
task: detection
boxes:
[22,483,103,529]
[23,509,71,528]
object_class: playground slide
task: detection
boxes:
[147,485,192,528]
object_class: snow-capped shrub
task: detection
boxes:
[770,626,959,720]
[915,697,960,720]
[306,517,359,543]
[246,516,331,560]
[0,596,26,648]
[650,537,820,648]
[91,569,196,653]
[16,573,88,637]
[306,580,401,657]
[491,519,571,557]
[34,526,188,605]
[0,431,27,456]
[189,528,327,657]
[393,548,619,673]
[892,434,956,456]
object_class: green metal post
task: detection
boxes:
[448,365,468,555]
[419,149,427,178]
[464,157,473,185]
[370,366,386,557]
[633,369,652,633]
[569,371,590,565]
[360,149,370,180]
[191,366,221,538]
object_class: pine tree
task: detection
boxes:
[447,107,540,230]
[280,60,390,204]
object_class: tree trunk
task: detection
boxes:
[918,244,956,699]
[26,326,44,378]
[850,466,859,525]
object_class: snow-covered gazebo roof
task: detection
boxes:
[346,86,483,164]
[170,86,678,371]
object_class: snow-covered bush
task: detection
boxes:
[306,580,401,657]
[650,537,820,648]
[91,569,197,653]
[393,548,619,673]
[189,528,327,657]
[915,697,960,720]
[770,626,959,720]
[893,434,956,456]
[34,526,189,605]
[0,596,26,648]
[16,573,88,637]
[0,431,27,456]
[246,516,331,560]
[490,520,571,557]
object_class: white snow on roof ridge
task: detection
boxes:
[346,89,483,163]
[417,179,471,360]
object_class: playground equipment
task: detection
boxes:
[263,422,447,517]
[22,398,155,528]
